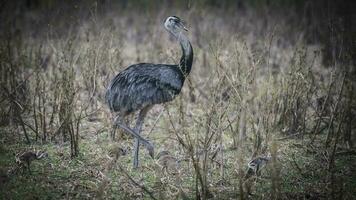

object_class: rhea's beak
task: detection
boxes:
[179,21,188,31]
[183,25,188,31]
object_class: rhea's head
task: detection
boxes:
[164,16,188,33]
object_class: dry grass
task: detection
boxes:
[0,2,355,199]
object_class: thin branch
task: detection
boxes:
[117,164,157,200]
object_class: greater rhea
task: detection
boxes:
[105,16,193,168]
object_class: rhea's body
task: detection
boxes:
[106,64,185,115]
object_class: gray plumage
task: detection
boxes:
[247,156,271,176]
[106,64,184,115]
[105,16,193,168]
[15,150,48,174]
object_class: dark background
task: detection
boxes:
[1,0,355,68]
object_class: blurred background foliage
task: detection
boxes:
[1,0,355,68]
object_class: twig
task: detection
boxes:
[335,150,356,156]
[117,164,157,200]
[325,72,346,148]
[310,70,335,144]
[147,108,164,136]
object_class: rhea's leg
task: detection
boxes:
[133,106,152,168]
[113,115,154,159]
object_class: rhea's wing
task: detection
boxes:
[127,75,181,109]
[106,63,183,113]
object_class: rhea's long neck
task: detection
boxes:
[171,31,193,75]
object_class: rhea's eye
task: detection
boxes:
[170,17,179,23]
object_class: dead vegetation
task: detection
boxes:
[0,1,355,199]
